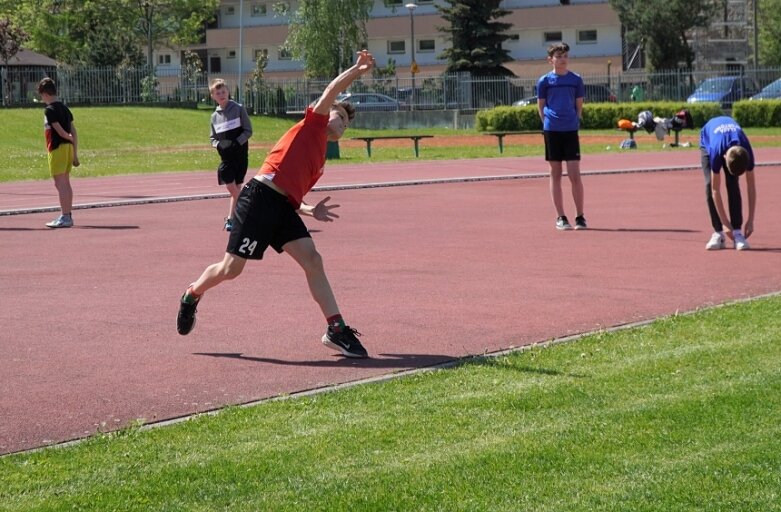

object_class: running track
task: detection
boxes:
[2,149,780,455]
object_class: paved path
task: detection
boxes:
[1,150,780,455]
[5,149,781,215]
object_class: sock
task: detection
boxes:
[327,314,345,332]
[183,285,201,304]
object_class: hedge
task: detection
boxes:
[473,101,776,132]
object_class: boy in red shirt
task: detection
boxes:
[177,51,374,358]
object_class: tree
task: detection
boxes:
[282,0,373,78]
[609,0,718,70]
[2,0,217,68]
[437,0,514,76]
[758,0,781,65]
[0,15,29,104]
[131,0,219,70]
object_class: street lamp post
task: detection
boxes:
[405,2,417,111]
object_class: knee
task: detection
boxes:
[300,249,325,274]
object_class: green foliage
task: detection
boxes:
[285,0,374,79]
[140,75,159,103]
[0,15,29,104]
[477,102,725,131]
[608,0,717,70]
[758,0,781,66]
[437,0,514,76]
[733,99,781,127]
[1,0,217,68]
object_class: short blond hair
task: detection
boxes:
[209,78,227,93]
[725,146,749,176]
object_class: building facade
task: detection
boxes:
[154,0,623,80]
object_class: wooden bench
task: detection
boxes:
[351,135,434,158]
[483,131,543,154]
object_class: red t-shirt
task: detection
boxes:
[258,108,328,209]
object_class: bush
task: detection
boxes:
[475,102,731,131]
[733,99,781,127]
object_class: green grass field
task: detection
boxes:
[2,296,780,511]
[5,106,780,183]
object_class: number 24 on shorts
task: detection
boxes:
[239,238,258,256]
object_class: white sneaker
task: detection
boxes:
[705,232,725,250]
[45,214,73,228]
[733,232,750,251]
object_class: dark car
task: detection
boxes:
[512,84,616,106]
[750,77,781,100]
[584,84,617,103]
[687,76,759,109]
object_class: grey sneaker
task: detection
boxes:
[574,215,587,230]
[556,216,572,230]
[322,325,368,358]
[46,215,73,228]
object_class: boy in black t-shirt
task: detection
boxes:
[37,78,79,228]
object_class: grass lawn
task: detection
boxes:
[2,296,780,511]
[4,106,780,183]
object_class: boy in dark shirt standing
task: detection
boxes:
[209,79,253,232]
[37,78,79,228]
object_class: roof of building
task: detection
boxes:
[2,48,57,67]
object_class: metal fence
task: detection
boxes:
[3,64,781,111]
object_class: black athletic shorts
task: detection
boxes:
[226,178,311,260]
[544,130,581,162]
[217,144,249,185]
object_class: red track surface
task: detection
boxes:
[2,150,780,455]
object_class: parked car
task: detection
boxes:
[750,77,781,100]
[583,84,617,102]
[686,76,759,108]
[336,92,401,111]
[512,84,616,106]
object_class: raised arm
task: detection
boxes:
[313,50,374,116]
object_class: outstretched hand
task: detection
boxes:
[311,196,341,222]
[355,50,375,74]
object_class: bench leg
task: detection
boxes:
[498,135,504,154]
[366,140,372,157]
[413,138,420,158]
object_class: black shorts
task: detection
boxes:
[226,179,311,260]
[217,145,249,185]
[544,130,581,162]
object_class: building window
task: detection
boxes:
[227,50,236,59]
[251,3,267,16]
[254,48,269,61]
[577,30,598,44]
[507,34,520,42]
[158,54,171,65]
[278,47,292,60]
[418,39,435,52]
[225,6,235,15]
[388,40,406,54]
[543,31,563,44]
[418,0,433,3]
[385,0,402,5]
